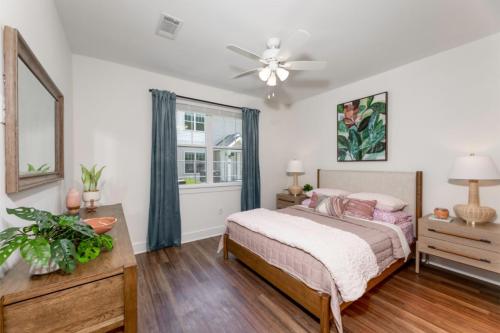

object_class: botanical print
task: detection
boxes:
[337,92,387,161]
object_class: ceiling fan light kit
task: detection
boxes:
[227,30,326,95]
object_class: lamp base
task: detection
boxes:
[454,204,496,225]
[288,185,302,196]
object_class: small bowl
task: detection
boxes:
[84,217,117,234]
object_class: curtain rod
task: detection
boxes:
[148,89,242,110]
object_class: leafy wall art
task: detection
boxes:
[337,92,387,161]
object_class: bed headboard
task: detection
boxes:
[317,169,423,220]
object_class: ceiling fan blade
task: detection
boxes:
[279,29,311,61]
[282,61,326,71]
[226,45,264,63]
[232,68,261,79]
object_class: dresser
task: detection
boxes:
[416,214,500,274]
[0,204,137,333]
[276,192,307,209]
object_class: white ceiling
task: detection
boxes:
[55,0,500,103]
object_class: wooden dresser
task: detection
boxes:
[276,192,307,209]
[416,214,500,274]
[0,204,137,333]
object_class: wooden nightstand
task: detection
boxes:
[416,214,500,274]
[276,193,307,209]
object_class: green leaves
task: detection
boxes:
[1,206,114,274]
[81,164,105,192]
[51,239,77,273]
[20,238,51,266]
[0,235,27,265]
[337,94,386,161]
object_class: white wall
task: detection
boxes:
[72,55,291,252]
[288,32,500,283]
[0,0,73,275]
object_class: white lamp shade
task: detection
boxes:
[266,72,277,86]
[449,155,500,180]
[276,68,289,81]
[259,67,271,81]
[287,159,304,173]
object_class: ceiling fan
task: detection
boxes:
[227,30,326,87]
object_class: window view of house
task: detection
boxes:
[177,103,242,185]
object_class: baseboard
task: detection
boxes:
[132,225,225,254]
[426,259,500,287]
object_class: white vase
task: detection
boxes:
[29,259,59,275]
[83,190,101,208]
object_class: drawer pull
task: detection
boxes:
[427,228,492,244]
[427,245,491,264]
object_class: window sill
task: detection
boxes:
[179,182,242,193]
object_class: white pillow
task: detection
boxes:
[306,188,351,198]
[347,192,407,212]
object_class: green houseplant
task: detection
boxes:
[81,164,105,210]
[0,207,113,274]
[303,184,313,192]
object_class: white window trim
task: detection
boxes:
[177,106,242,188]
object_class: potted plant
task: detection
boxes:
[81,164,105,211]
[0,207,113,275]
[303,184,313,192]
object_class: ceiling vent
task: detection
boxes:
[156,13,183,39]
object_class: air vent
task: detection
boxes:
[156,13,183,39]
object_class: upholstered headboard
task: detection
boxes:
[317,169,423,220]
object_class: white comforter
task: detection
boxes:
[225,208,379,302]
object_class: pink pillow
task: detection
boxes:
[315,195,346,218]
[308,192,327,209]
[373,209,413,225]
[344,198,377,220]
[302,198,311,206]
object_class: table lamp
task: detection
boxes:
[287,159,304,196]
[449,154,500,225]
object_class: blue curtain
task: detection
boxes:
[241,108,261,211]
[147,90,181,251]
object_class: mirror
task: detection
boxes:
[3,26,64,193]
[18,59,56,176]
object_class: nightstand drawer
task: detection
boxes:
[419,219,500,253]
[418,237,500,273]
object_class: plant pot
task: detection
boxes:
[29,259,59,275]
[83,191,101,212]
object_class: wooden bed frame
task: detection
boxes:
[223,170,423,333]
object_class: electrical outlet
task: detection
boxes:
[218,208,223,215]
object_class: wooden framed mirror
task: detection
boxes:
[3,26,64,193]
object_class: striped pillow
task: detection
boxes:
[315,195,346,218]
[344,198,377,220]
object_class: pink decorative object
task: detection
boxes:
[373,209,413,225]
[84,217,117,234]
[66,188,81,215]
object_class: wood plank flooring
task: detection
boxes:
[136,237,500,333]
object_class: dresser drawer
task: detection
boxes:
[418,237,500,273]
[277,200,294,209]
[3,274,125,333]
[419,219,500,253]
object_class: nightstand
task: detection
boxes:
[276,193,307,209]
[416,214,500,274]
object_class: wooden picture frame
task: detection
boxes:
[337,92,388,162]
[3,26,64,193]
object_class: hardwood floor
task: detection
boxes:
[136,236,500,333]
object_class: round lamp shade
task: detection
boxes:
[287,160,304,173]
[449,155,500,180]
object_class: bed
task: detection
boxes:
[222,169,423,333]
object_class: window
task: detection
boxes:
[177,102,242,186]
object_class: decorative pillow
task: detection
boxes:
[301,198,312,207]
[344,198,377,220]
[315,195,346,218]
[306,188,351,198]
[308,192,327,209]
[373,209,413,225]
[347,192,407,212]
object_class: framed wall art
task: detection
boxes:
[337,92,387,161]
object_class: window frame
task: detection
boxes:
[177,103,242,189]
